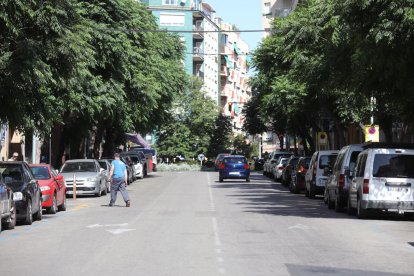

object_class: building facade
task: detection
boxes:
[262,0,299,37]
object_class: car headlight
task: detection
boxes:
[40,186,51,192]
[13,192,23,201]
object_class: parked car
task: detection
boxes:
[305,150,338,200]
[60,159,107,197]
[273,157,289,181]
[0,174,16,233]
[219,155,251,182]
[325,144,362,210]
[349,143,414,219]
[0,161,42,225]
[281,156,299,186]
[119,156,135,184]
[98,159,112,193]
[214,153,230,171]
[120,152,144,179]
[132,147,157,172]
[254,158,265,171]
[291,156,311,193]
[263,151,292,177]
[29,164,67,214]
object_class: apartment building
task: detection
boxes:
[217,19,251,133]
[262,0,299,37]
[142,0,220,102]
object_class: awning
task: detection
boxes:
[234,42,240,55]
[125,133,150,148]
[224,55,233,68]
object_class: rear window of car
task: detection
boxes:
[30,166,50,180]
[299,158,311,169]
[280,159,288,166]
[349,151,361,173]
[288,157,299,167]
[319,155,337,169]
[223,157,247,164]
[61,162,96,173]
[373,154,414,178]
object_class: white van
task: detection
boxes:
[305,150,338,199]
[349,144,414,219]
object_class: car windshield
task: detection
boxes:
[319,155,337,169]
[0,165,23,182]
[61,162,96,173]
[30,166,50,180]
[281,159,288,166]
[223,157,246,164]
[373,154,414,178]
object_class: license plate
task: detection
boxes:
[229,172,240,175]
[387,187,407,192]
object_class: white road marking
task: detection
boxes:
[106,228,136,235]
[87,223,128,228]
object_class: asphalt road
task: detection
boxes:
[0,171,413,276]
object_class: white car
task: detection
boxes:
[349,144,414,219]
[273,158,289,181]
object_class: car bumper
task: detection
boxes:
[66,183,99,195]
[362,200,414,212]
[41,190,54,207]
[219,171,250,179]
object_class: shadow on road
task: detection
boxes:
[211,173,410,221]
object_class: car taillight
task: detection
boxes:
[298,166,305,173]
[363,179,369,194]
[244,164,249,169]
[338,174,345,189]
[219,164,225,170]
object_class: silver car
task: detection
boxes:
[60,159,107,197]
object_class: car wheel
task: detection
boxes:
[144,166,147,177]
[357,197,368,219]
[323,189,328,204]
[102,184,108,196]
[24,199,33,225]
[219,178,223,182]
[347,196,356,216]
[304,184,309,197]
[246,177,250,182]
[58,193,67,212]
[48,194,57,214]
[309,184,315,199]
[327,192,334,209]
[95,186,102,197]
[335,196,344,212]
[35,196,42,221]
[3,198,16,230]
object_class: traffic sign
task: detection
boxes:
[365,125,379,142]
[197,154,205,161]
[318,132,328,145]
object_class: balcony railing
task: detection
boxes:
[274,8,292,17]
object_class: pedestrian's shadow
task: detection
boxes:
[100,204,125,208]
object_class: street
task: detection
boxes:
[0,171,413,276]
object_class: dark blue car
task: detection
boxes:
[219,155,250,182]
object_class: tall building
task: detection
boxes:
[141,0,220,103]
[262,0,299,37]
[142,0,252,132]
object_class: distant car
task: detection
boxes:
[119,156,135,184]
[290,157,311,193]
[254,158,265,171]
[219,155,251,182]
[349,143,414,219]
[263,151,292,177]
[305,150,338,200]
[60,159,107,197]
[0,161,42,225]
[281,156,299,186]
[0,174,16,233]
[29,164,67,214]
[273,157,289,181]
[214,153,231,171]
[120,152,144,179]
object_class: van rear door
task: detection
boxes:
[371,150,414,202]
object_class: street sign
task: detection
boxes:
[198,154,205,161]
[318,132,328,145]
[365,125,379,142]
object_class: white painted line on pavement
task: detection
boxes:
[207,173,215,211]
[87,223,129,228]
[288,224,312,230]
[106,229,136,235]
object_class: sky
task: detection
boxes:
[205,0,263,52]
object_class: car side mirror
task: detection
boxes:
[4,177,12,184]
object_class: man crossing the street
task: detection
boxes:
[108,153,131,207]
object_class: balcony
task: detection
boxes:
[193,47,204,61]
[220,65,229,77]
[193,25,204,39]
[274,8,292,17]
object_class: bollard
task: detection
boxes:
[73,174,76,200]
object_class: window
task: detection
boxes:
[163,0,178,5]
[160,13,185,26]
[356,154,367,177]
[319,154,337,169]
[263,2,271,15]
[373,154,414,178]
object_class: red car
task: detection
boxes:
[29,164,67,214]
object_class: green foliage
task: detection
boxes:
[232,134,254,158]
[247,0,414,144]
[207,114,233,158]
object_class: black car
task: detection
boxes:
[281,156,300,186]
[254,158,265,171]
[0,162,42,225]
[0,174,16,233]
